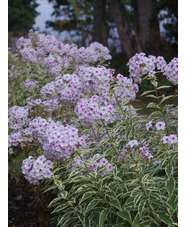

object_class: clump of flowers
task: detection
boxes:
[8,106,29,133]
[25,79,39,92]
[43,120,79,161]
[74,95,115,126]
[71,153,112,175]
[21,155,53,185]
[127,53,157,83]
[29,117,49,144]
[163,57,178,85]
[17,30,112,76]
[119,139,153,161]
[76,66,114,95]
[162,134,178,144]
[40,74,83,103]
[113,74,139,101]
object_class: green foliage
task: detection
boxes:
[44,77,178,226]
[8,0,39,32]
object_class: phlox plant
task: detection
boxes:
[8,30,178,227]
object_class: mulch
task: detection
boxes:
[8,175,52,227]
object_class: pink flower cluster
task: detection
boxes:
[156,56,167,72]
[146,121,166,131]
[127,53,157,83]
[29,117,49,144]
[114,74,139,102]
[24,79,39,92]
[162,134,178,144]
[71,153,112,175]
[8,128,33,153]
[76,66,114,95]
[43,120,79,161]
[41,73,83,103]
[74,95,115,126]
[119,139,153,160]
[8,132,24,148]
[17,30,111,76]
[75,42,111,65]
[21,155,53,185]
[27,98,61,112]
[163,58,178,85]
[8,106,29,133]
[127,53,178,85]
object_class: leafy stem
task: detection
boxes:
[101,119,119,155]
[153,85,170,135]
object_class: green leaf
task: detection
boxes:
[60,191,68,199]
[145,94,158,99]
[138,200,146,218]
[86,199,100,213]
[52,204,69,213]
[43,185,57,193]
[117,210,132,224]
[132,213,140,226]
[62,217,76,227]
[156,211,174,225]
[157,85,172,90]
[138,219,153,227]
[80,192,95,204]
[57,212,73,226]
[106,191,117,200]
[165,163,173,178]
[110,199,122,211]
[91,211,100,226]
[140,90,154,96]
[99,209,109,227]
[48,197,62,208]
[160,95,175,104]
[167,195,177,212]
[166,177,175,198]
[146,102,160,109]
[151,80,158,87]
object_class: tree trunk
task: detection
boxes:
[134,0,161,54]
[107,0,135,59]
[93,0,108,47]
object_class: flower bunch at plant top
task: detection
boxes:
[21,155,53,185]
[76,66,114,95]
[43,119,80,161]
[163,57,178,85]
[127,52,178,85]
[8,106,29,133]
[113,73,139,102]
[71,153,112,175]
[17,30,111,76]
[25,79,39,92]
[74,95,115,126]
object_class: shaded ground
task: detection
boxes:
[8,175,52,227]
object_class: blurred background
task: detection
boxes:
[8,0,178,58]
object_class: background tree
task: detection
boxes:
[8,0,39,32]
[133,0,161,55]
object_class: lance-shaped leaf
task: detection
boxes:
[156,211,174,225]
[117,210,132,224]
[99,209,109,227]
[166,177,175,198]
[86,199,100,213]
